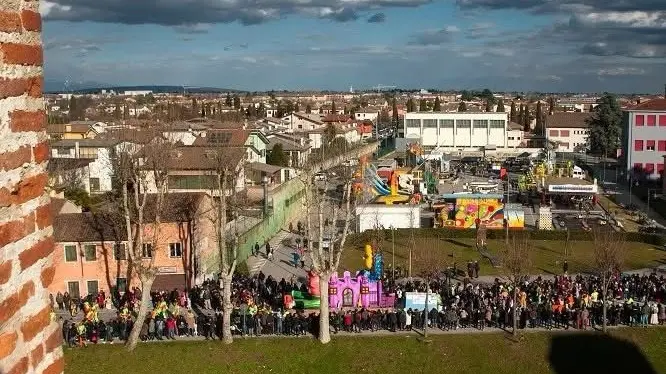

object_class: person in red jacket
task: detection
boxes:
[166,314,177,340]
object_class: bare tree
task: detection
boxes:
[300,167,354,344]
[411,235,448,339]
[113,136,173,351]
[207,147,244,344]
[593,229,625,333]
[501,235,533,338]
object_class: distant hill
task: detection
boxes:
[44,83,243,94]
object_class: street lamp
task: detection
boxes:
[262,175,269,218]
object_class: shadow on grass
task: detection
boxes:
[533,245,562,255]
[549,333,657,374]
[537,267,557,276]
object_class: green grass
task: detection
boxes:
[65,328,666,374]
[342,235,666,276]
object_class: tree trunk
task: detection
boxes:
[512,287,518,337]
[601,273,607,333]
[318,275,331,344]
[424,285,429,339]
[222,274,234,344]
[126,274,154,351]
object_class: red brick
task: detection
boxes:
[33,141,49,163]
[18,237,54,270]
[0,331,18,360]
[0,146,30,171]
[44,328,62,353]
[40,265,55,288]
[0,215,35,247]
[35,202,51,229]
[43,356,64,374]
[0,281,34,325]
[30,343,44,367]
[9,110,45,132]
[0,260,12,285]
[0,11,21,32]
[21,305,51,342]
[21,10,41,32]
[0,173,48,208]
[0,77,41,99]
[7,356,29,374]
[0,43,43,66]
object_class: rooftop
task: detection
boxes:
[627,98,666,111]
[546,112,592,129]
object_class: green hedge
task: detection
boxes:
[349,228,666,246]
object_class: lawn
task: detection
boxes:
[64,328,666,374]
[342,234,666,277]
[597,194,640,232]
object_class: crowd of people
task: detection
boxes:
[55,265,666,347]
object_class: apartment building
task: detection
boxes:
[545,112,592,152]
[622,99,666,180]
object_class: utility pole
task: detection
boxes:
[391,227,395,283]
[505,174,510,245]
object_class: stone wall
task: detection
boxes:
[0,1,64,373]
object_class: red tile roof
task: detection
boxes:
[628,98,666,111]
[546,112,592,128]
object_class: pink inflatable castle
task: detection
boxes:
[328,271,394,309]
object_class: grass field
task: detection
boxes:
[65,328,666,374]
[342,235,666,276]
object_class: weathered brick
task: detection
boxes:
[0,145,30,171]
[0,43,43,66]
[0,260,12,285]
[18,237,54,270]
[21,305,51,342]
[42,356,64,374]
[30,343,44,367]
[32,141,49,163]
[35,202,51,229]
[0,77,41,99]
[0,11,21,32]
[7,356,29,374]
[44,328,63,353]
[40,264,55,288]
[0,282,34,325]
[21,10,41,31]
[0,173,48,208]
[9,110,45,132]
[0,215,35,247]
[0,331,18,360]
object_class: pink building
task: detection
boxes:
[623,98,666,181]
[50,193,214,297]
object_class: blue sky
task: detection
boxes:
[41,0,666,93]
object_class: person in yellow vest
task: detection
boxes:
[120,305,131,321]
[248,304,258,317]
[76,322,87,347]
[590,290,599,303]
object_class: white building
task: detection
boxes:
[281,112,325,132]
[355,110,379,122]
[49,139,120,194]
[123,90,153,96]
[403,112,509,150]
[545,112,592,152]
[356,205,421,232]
[506,122,524,148]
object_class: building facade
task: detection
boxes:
[403,112,509,150]
[545,112,591,152]
[622,99,666,180]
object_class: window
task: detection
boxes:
[142,243,153,258]
[64,245,77,262]
[489,120,504,128]
[89,178,100,192]
[114,243,126,260]
[473,120,488,127]
[67,281,80,298]
[456,120,471,128]
[560,130,570,137]
[658,164,665,176]
[659,141,666,152]
[169,243,183,258]
[647,115,656,126]
[87,280,99,296]
[634,163,643,171]
[84,244,96,261]
[439,119,454,128]
[549,130,559,137]
[645,163,655,174]
[660,115,666,126]
[646,140,656,151]
[634,140,644,151]
[635,115,644,126]
[405,119,420,128]
[423,119,437,128]
[116,278,128,293]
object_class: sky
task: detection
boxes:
[41,0,666,93]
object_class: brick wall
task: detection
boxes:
[0,1,64,374]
